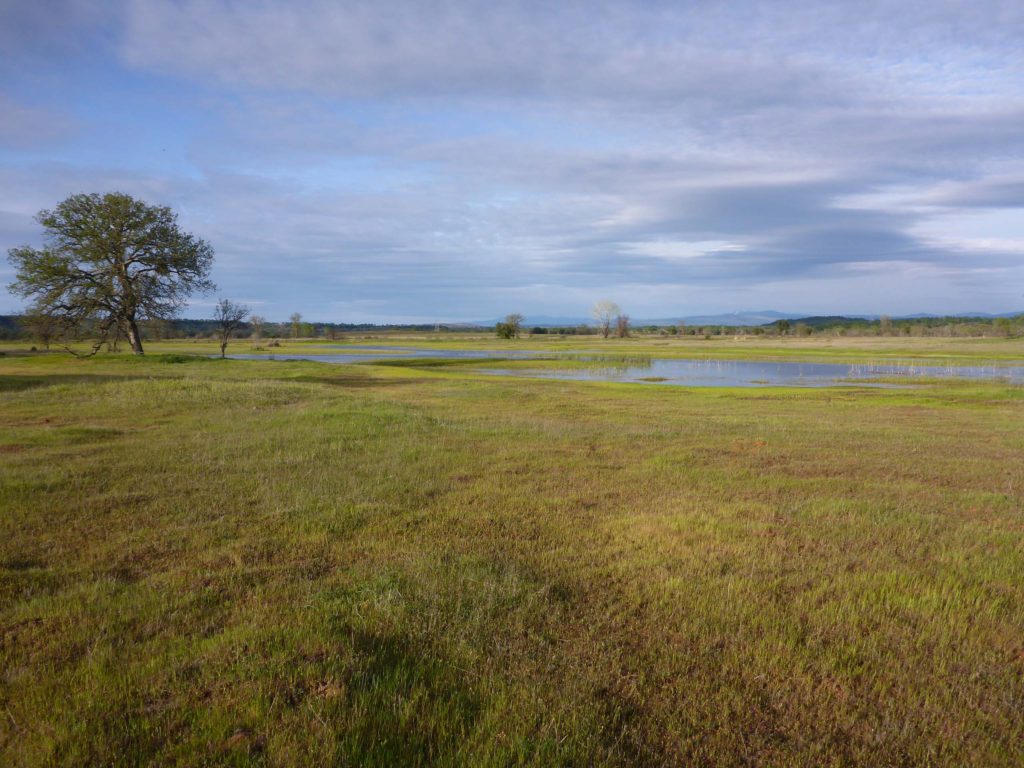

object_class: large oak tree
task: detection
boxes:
[7,192,215,355]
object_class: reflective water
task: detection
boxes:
[480,359,1024,387]
[226,347,1024,387]
[227,346,540,364]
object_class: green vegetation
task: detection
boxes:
[2,338,1023,765]
[7,193,215,355]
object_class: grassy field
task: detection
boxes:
[2,337,1024,766]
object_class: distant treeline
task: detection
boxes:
[142,318,472,339]
[760,314,1024,337]
[2,313,1022,343]
[544,314,1024,338]
[0,315,477,342]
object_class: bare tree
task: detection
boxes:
[615,313,630,338]
[249,314,264,342]
[215,299,249,358]
[591,300,621,339]
[290,312,303,339]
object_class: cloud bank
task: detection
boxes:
[2,0,1023,320]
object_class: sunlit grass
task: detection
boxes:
[1,342,1023,765]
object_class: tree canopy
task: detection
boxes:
[591,300,622,339]
[7,192,215,355]
[496,313,524,339]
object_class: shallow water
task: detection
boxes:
[226,348,1024,387]
[226,346,539,364]
[480,358,1024,387]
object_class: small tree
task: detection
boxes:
[591,300,621,339]
[615,313,630,338]
[214,299,249,358]
[19,310,62,349]
[776,319,791,335]
[504,313,524,339]
[249,314,265,342]
[290,312,303,339]
[7,192,214,355]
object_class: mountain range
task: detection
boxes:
[483,310,1024,328]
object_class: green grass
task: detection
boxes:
[2,340,1024,765]
[7,331,1022,364]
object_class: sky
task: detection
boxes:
[1,0,1023,323]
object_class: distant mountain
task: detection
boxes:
[483,310,1023,328]
[483,311,805,327]
[674,310,807,327]
[485,311,814,327]
[504,315,596,327]
[893,311,1021,320]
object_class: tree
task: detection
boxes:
[249,314,265,342]
[142,317,173,340]
[7,192,214,355]
[495,322,515,339]
[615,313,630,338]
[19,310,62,350]
[290,312,303,339]
[591,300,621,339]
[776,319,791,335]
[504,313,524,339]
[214,299,249,358]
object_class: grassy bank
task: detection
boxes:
[2,344,1023,765]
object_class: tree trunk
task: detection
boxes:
[220,340,227,358]
[126,318,144,355]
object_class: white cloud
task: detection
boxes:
[2,0,1024,318]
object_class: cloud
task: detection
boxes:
[2,0,1024,319]
[0,96,77,149]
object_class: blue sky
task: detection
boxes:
[2,0,1023,322]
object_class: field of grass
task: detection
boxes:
[2,338,1024,765]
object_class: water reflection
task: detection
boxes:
[479,358,1024,387]
[225,348,1024,387]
